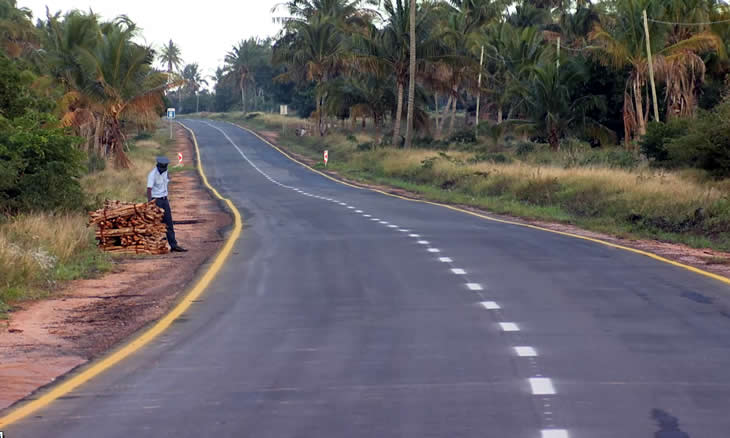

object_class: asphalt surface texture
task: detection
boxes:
[5,118,730,438]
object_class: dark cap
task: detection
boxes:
[156,156,170,165]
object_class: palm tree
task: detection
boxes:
[404,0,416,147]
[159,39,182,73]
[354,0,434,146]
[225,38,268,114]
[0,0,38,57]
[181,63,208,113]
[589,0,723,145]
[274,15,346,135]
[49,15,172,167]
[516,60,605,150]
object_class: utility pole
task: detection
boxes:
[643,9,660,123]
[476,45,484,128]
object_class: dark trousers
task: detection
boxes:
[154,197,177,248]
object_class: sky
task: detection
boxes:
[18,0,284,86]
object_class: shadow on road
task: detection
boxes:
[652,409,690,438]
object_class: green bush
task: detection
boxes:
[641,119,690,163]
[0,112,85,212]
[448,128,477,144]
[666,102,730,177]
[0,55,84,213]
[515,140,537,156]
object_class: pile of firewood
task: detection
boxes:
[89,200,169,254]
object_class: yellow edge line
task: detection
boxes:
[0,122,243,429]
[229,120,730,287]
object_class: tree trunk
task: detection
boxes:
[448,92,458,135]
[374,112,381,144]
[393,81,405,147]
[634,80,646,137]
[438,95,451,138]
[433,92,440,135]
[497,107,503,124]
[196,92,200,113]
[404,0,417,148]
[241,86,246,114]
[548,127,560,151]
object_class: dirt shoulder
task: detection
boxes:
[0,125,232,410]
[253,128,730,281]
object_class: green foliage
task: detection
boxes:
[665,102,730,177]
[641,119,690,163]
[0,54,84,213]
[448,128,477,144]
[0,111,84,212]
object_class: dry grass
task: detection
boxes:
[82,139,164,207]
[0,213,99,314]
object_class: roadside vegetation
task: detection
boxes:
[0,2,177,317]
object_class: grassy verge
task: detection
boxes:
[0,126,175,318]
[202,112,730,252]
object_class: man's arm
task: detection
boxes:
[147,187,152,202]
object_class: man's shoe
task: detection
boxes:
[171,246,188,252]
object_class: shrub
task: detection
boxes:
[0,112,84,213]
[357,141,374,151]
[469,152,513,164]
[641,119,690,163]
[515,140,537,156]
[448,128,477,144]
[666,102,730,177]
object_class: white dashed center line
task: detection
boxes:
[355,210,363,213]
[408,234,420,238]
[529,378,556,395]
[514,346,537,357]
[499,322,520,332]
[480,301,501,310]
[439,257,453,263]
[541,430,569,438]
[417,240,429,245]
[450,268,466,275]
[466,283,483,291]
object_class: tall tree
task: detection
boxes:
[158,39,182,73]
[404,0,416,147]
[225,38,268,114]
[181,63,208,113]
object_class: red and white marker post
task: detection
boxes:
[324,150,329,167]
[174,152,183,168]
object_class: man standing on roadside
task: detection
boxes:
[147,156,187,252]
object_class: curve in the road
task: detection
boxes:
[229,120,730,288]
[0,123,244,430]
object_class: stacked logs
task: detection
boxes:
[89,200,169,255]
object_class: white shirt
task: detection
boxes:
[147,168,169,198]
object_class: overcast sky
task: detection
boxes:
[18,0,284,85]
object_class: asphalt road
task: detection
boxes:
[5,119,730,438]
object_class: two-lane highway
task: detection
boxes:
[5,118,730,437]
